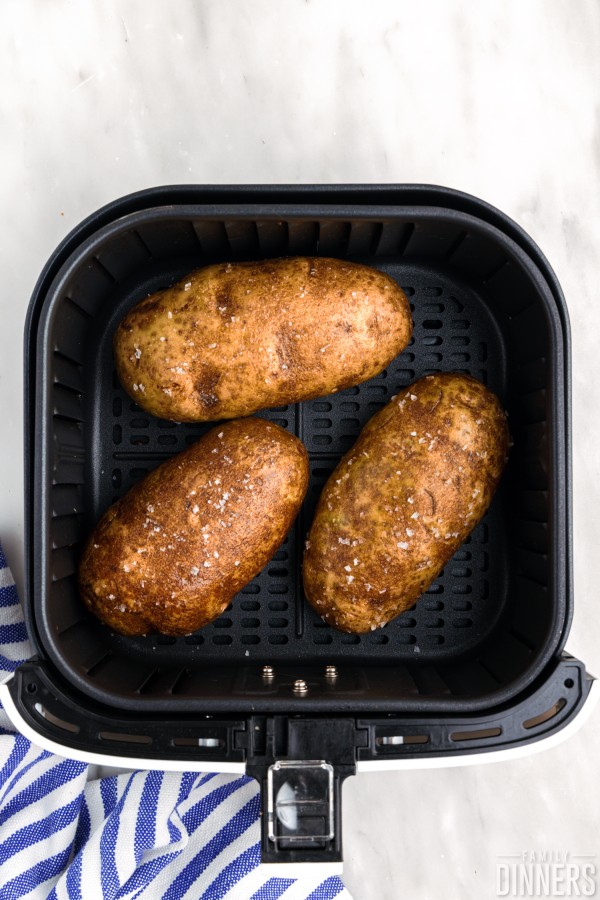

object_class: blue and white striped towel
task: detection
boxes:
[0,542,351,899]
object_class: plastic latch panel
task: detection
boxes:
[267,760,334,849]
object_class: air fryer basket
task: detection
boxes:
[11,185,593,867]
[28,192,570,712]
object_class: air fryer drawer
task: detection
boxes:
[25,186,571,716]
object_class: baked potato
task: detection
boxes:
[303,373,509,633]
[113,257,412,422]
[79,418,309,636]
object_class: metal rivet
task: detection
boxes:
[325,665,338,680]
[293,679,309,695]
[262,665,275,679]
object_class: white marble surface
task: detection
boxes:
[1,0,599,896]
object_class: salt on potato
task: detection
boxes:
[113,257,411,422]
[303,373,509,634]
[79,418,309,636]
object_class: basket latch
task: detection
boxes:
[245,716,365,867]
[267,759,335,849]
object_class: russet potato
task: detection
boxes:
[79,418,309,636]
[303,373,509,633]
[113,257,412,422]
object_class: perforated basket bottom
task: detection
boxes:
[85,260,508,666]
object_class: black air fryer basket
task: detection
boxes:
[4,185,595,869]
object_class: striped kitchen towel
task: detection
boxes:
[0,542,351,900]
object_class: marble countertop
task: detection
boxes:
[1,1,599,896]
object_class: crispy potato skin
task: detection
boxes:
[303,373,509,633]
[78,418,309,636]
[113,257,412,422]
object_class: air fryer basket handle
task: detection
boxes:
[244,718,360,866]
